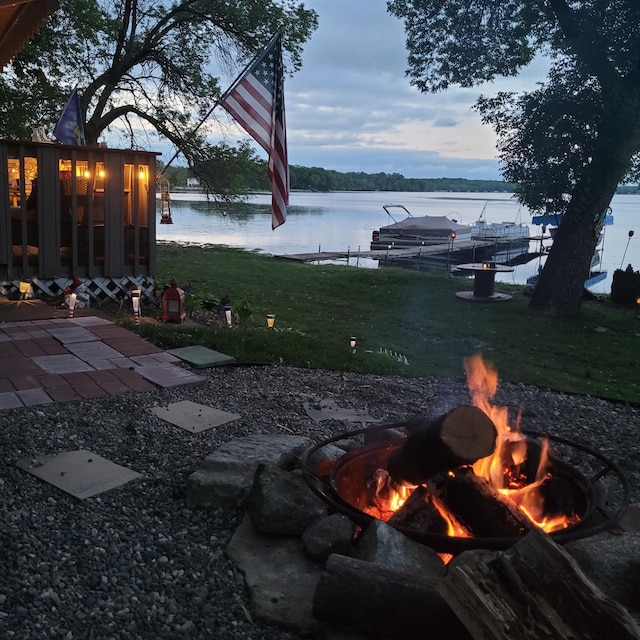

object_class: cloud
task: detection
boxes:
[281,0,508,179]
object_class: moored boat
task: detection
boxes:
[370,204,473,250]
[471,202,530,240]
[527,208,614,291]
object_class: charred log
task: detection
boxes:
[313,553,472,640]
[431,467,532,538]
[387,405,497,485]
[536,476,575,519]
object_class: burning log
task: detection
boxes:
[438,527,640,640]
[313,553,472,640]
[387,405,497,486]
[388,485,469,537]
[431,467,532,538]
[388,485,448,534]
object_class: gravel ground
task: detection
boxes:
[1,363,639,640]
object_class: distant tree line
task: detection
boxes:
[158,160,638,195]
[288,166,514,192]
[158,161,515,193]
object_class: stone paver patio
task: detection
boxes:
[0,315,206,410]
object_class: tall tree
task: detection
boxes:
[387,0,640,315]
[0,0,317,198]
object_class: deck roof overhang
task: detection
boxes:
[0,0,59,70]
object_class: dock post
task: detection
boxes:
[347,246,350,266]
[356,245,360,267]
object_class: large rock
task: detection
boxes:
[565,531,640,612]
[353,519,446,578]
[302,513,356,561]
[185,434,311,508]
[250,463,327,535]
[621,503,640,533]
[303,442,346,477]
[226,514,325,636]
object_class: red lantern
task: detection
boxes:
[162,278,186,324]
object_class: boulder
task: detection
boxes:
[250,463,327,535]
[185,434,311,508]
[302,513,356,561]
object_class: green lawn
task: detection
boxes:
[129,242,640,404]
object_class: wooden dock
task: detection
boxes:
[275,239,513,264]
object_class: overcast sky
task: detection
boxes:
[282,0,505,180]
[158,0,548,180]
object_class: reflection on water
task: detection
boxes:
[157,191,640,292]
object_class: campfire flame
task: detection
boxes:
[367,354,577,537]
[368,469,412,518]
[465,354,577,533]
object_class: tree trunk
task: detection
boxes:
[528,193,611,316]
[529,81,640,316]
[386,406,497,486]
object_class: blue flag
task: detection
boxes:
[53,89,86,145]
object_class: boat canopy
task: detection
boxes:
[381,215,472,234]
[532,213,614,226]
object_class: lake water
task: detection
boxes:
[156,190,640,292]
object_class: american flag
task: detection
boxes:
[221,34,288,229]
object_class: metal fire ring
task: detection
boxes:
[301,424,631,553]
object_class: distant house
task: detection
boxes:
[186,177,200,188]
[1,139,158,301]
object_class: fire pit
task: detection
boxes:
[302,425,629,553]
[302,356,630,554]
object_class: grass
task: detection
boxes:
[129,242,640,404]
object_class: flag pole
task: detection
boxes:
[156,33,281,179]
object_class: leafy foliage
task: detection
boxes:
[289,167,514,193]
[1,0,317,184]
[387,0,640,315]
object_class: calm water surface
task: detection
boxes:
[156,191,640,292]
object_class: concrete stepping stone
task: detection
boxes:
[15,449,142,499]
[167,345,236,368]
[150,400,239,433]
[47,326,99,344]
[135,362,205,388]
[303,397,376,424]
[32,354,95,374]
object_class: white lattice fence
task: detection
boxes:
[1,276,157,304]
